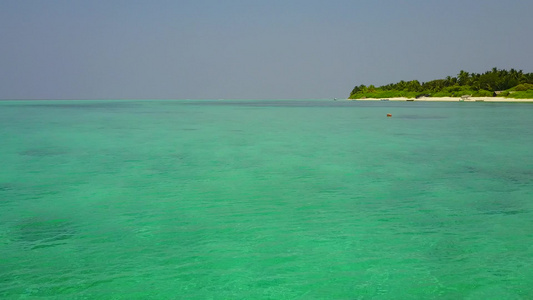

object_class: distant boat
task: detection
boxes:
[380,99,389,101]
[406,99,414,101]
[333,98,337,101]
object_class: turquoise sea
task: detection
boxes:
[1,99,532,299]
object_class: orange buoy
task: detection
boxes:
[387,113,392,117]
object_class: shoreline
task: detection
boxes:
[348,97,533,102]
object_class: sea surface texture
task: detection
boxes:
[1,99,532,299]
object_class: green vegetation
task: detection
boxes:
[349,68,533,99]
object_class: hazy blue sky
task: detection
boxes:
[1,0,532,99]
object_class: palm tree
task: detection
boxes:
[458,70,470,86]
[444,76,452,87]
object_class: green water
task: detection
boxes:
[0,99,532,299]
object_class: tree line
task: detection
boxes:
[349,68,533,99]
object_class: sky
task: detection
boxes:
[1,0,532,100]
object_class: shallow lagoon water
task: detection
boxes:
[0,99,532,299]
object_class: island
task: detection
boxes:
[348,68,533,102]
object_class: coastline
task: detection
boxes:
[348,97,533,103]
